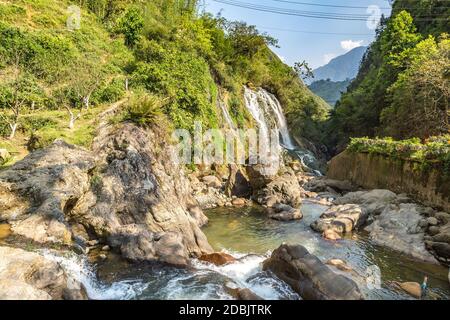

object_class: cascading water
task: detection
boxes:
[255,89,295,150]
[218,99,236,131]
[39,250,297,300]
[243,87,321,174]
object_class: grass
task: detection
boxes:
[0,104,109,169]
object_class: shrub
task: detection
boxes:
[120,93,165,128]
[348,136,450,171]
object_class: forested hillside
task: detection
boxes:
[0,0,328,167]
[326,0,450,154]
[308,79,351,107]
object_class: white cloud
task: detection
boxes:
[340,40,364,51]
[323,53,337,64]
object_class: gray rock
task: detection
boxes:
[0,124,213,266]
[252,170,302,207]
[0,246,87,300]
[267,204,303,221]
[304,178,356,194]
[365,203,438,264]
[263,244,364,300]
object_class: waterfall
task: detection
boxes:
[243,87,295,149]
[243,87,270,144]
[243,87,321,174]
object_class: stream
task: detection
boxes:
[22,201,448,300]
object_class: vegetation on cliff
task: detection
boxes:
[348,136,450,173]
[327,1,450,153]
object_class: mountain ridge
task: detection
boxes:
[307,46,367,85]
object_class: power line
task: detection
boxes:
[212,0,450,21]
[213,0,374,20]
[271,0,450,10]
[257,25,374,36]
[271,0,391,10]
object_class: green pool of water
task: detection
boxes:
[202,203,450,300]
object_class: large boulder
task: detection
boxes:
[252,168,302,207]
[263,244,364,300]
[0,123,213,266]
[0,246,87,300]
[365,203,438,264]
[310,204,366,234]
[334,189,398,216]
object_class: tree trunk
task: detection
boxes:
[8,123,18,140]
[69,113,76,130]
[125,78,129,91]
[82,95,90,110]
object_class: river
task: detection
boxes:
[19,201,447,300]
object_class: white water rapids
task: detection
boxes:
[41,250,297,300]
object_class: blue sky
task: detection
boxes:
[202,0,392,68]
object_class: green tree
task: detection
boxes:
[117,7,144,47]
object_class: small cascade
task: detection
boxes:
[41,251,148,300]
[218,99,236,131]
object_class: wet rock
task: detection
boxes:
[311,204,365,234]
[326,259,353,272]
[232,198,247,206]
[224,282,264,300]
[236,288,264,300]
[0,246,87,300]
[365,203,438,264]
[199,252,236,266]
[322,229,342,241]
[263,244,364,300]
[267,204,302,221]
[428,226,441,236]
[393,281,421,299]
[427,242,450,260]
[101,245,110,251]
[202,175,222,189]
